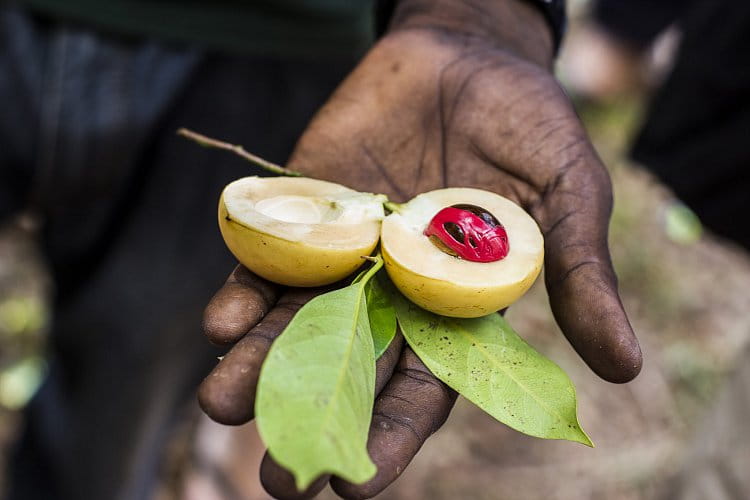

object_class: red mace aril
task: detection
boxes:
[424,204,509,262]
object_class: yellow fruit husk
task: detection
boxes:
[219,197,379,287]
[381,188,544,318]
[218,177,383,287]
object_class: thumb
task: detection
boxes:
[535,152,642,383]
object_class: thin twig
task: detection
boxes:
[177,128,303,177]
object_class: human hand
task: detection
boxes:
[199,1,642,498]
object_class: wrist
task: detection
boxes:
[381,0,555,69]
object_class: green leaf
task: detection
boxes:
[255,258,383,490]
[365,274,397,358]
[387,284,592,447]
[350,268,369,285]
[664,201,702,244]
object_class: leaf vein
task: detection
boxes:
[445,318,571,427]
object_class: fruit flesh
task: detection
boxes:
[382,188,543,318]
[254,195,339,224]
[219,177,384,287]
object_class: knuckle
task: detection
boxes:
[202,284,272,344]
[197,335,269,424]
[197,375,254,425]
[201,313,249,345]
[372,407,426,443]
[332,479,383,500]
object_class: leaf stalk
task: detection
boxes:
[177,127,303,177]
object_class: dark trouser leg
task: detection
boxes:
[2,6,356,499]
[631,0,750,250]
[592,0,695,49]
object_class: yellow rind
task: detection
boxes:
[382,243,543,318]
[381,187,544,318]
[219,196,378,287]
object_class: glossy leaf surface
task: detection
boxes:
[366,275,397,358]
[255,259,382,489]
[388,283,592,446]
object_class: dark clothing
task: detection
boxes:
[593,0,695,49]
[595,0,750,250]
[10,0,375,58]
[595,7,750,494]
[630,0,750,250]
[1,5,356,499]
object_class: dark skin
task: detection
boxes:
[199,0,643,498]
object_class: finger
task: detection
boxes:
[259,334,405,497]
[536,149,642,383]
[330,347,457,499]
[203,265,280,345]
[374,332,405,395]
[198,288,322,425]
[260,453,331,500]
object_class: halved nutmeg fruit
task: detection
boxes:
[382,188,543,318]
[219,176,385,287]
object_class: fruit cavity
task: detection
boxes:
[382,188,543,318]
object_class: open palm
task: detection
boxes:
[199,25,641,500]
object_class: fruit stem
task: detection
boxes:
[359,254,383,282]
[383,201,404,214]
[177,128,303,177]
